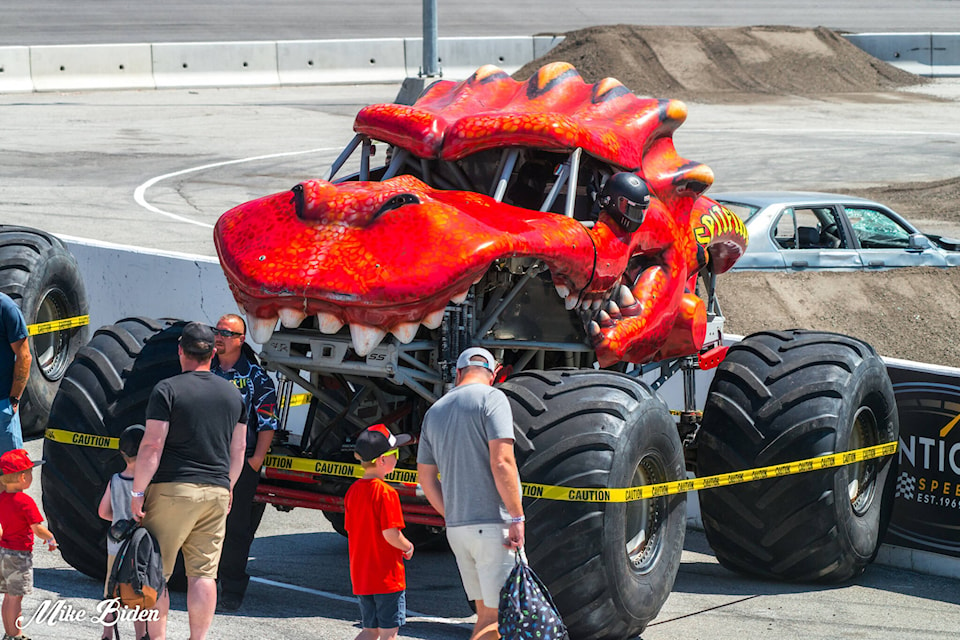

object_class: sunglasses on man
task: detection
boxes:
[213,328,244,338]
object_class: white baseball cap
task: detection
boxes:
[456,347,497,371]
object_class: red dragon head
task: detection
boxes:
[215,63,747,366]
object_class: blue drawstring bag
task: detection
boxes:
[498,555,569,640]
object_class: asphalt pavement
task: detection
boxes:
[5,1,960,45]
[21,435,960,640]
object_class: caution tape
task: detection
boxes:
[263,453,420,485]
[45,428,118,450]
[44,428,896,502]
[281,393,311,408]
[27,314,90,337]
[520,442,898,502]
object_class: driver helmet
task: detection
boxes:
[598,172,650,232]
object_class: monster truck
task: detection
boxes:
[42,63,897,639]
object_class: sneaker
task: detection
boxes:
[216,592,242,613]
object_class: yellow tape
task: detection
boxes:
[45,428,897,502]
[45,428,118,450]
[519,442,898,502]
[27,314,90,337]
[281,393,311,408]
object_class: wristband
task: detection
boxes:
[509,515,525,523]
[131,490,145,498]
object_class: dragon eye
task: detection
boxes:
[375,193,420,218]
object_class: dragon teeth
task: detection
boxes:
[619,284,637,307]
[247,315,278,344]
[422,309,445,330]
[564,293,579,310]
[587,320,601,337]
[450,290,469,305]
[278,308,307,328]
[606,300,620,316]
[350,324,387,357]
[555,283,570,299]
[391,322,419,344]
[316,311,344,334]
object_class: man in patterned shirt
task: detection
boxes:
[211,313,278,612]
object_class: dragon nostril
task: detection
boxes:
[291,184,305,217]
[374,193,421,219]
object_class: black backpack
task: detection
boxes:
[498,556,569,640]
[107,521,165,609]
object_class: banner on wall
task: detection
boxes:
[885,358,960,558]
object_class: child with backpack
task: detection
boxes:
[97,425,148,640]
[343,424,416,640]
[0,448,57,640]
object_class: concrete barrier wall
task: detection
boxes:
[30,43,154,91]
[152,41,280,88]
[933,33,960,77]
[61,236,240,332]
[3,33,958,94]
[0,46,33,92]
[278,39,407,85]
[844,32,960,77]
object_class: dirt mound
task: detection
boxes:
[718,267,960,367]
[516,25,926,103]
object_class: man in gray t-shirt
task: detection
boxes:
[417,347,524,640]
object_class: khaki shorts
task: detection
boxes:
[0,548,33,596]
[142,482,230,581]
[446,524,521,609]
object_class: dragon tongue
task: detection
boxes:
[248,315,278,344]
[350,324,387,357]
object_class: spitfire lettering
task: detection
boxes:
[694,204,748,246]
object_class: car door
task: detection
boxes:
[772,205,863,270]
[843,205,948,268]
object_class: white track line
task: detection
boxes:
[133,147,338,228]
[687,127,960,137]
[249,576,474,626]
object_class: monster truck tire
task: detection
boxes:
[698,329,899,582]
[499,369,686,640]
[0,225,88,436]
[41,317,185,580]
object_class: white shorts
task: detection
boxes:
[446,524,522,609]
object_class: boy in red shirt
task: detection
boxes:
[344,424,415,640]
[0,449,57,640]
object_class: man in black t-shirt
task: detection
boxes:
[132,322,246,640]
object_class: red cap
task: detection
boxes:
[354,424,414,463]
[0,449,45,475]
